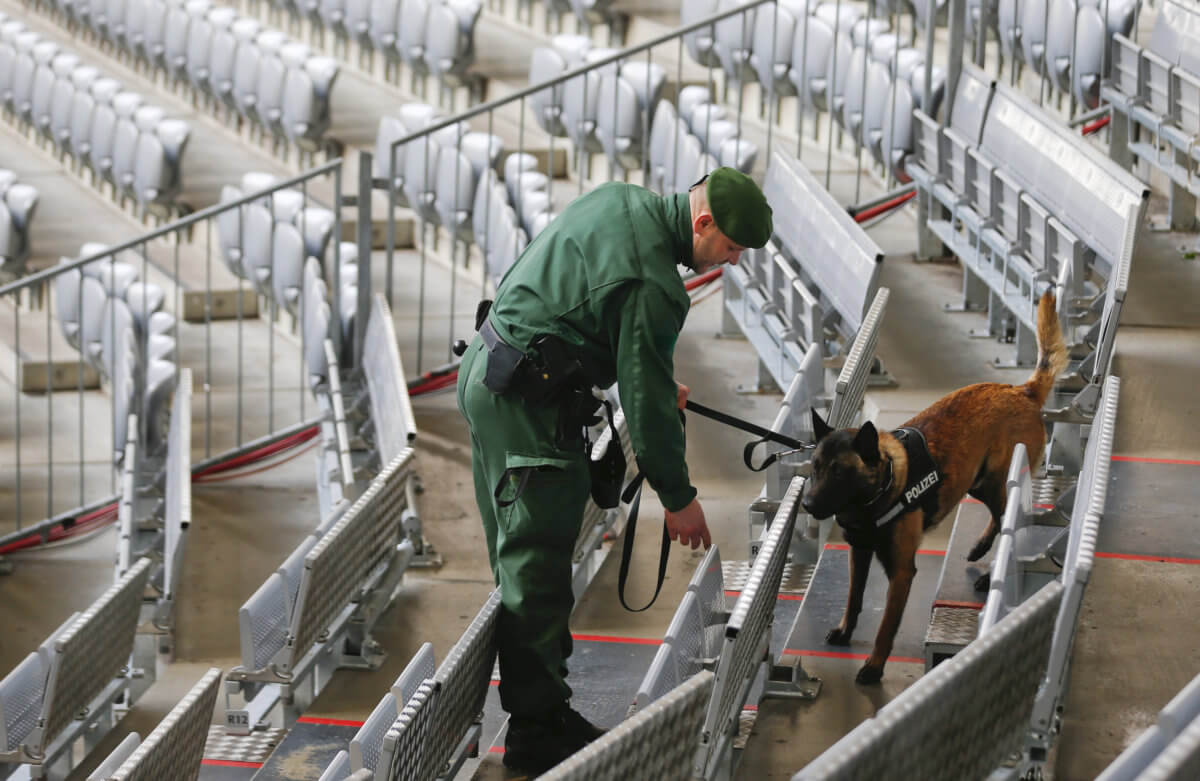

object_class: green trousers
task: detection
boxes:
[455,337,590,719]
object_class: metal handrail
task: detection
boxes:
[0,159,344,296]
[386,0,776,153]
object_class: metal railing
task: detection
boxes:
[0,159,345,534]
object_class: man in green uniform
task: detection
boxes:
[455,167,773,773]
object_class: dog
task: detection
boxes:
[800,290,1067,684]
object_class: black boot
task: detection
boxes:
[502,706,607,774]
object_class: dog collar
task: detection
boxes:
[867,427,942,528]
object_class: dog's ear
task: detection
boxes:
[853,421,880,463]
[811,407,834,441]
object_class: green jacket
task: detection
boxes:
[489,182,697,512]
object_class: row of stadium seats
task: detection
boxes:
[0,12,190,216]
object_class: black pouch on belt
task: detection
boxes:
[588,399,626,509]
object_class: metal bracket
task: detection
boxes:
[763,662,822,700]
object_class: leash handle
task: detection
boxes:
[616,473,671,613]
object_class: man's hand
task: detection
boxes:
[665,498,712,550]
[676,382,689,411]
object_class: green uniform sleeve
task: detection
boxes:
[611,282,696,512]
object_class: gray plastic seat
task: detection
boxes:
[185,3,233,98]
[529,46,569,137]
[1020,0,1048,73]
[281,54,338,149]
[124,280,164,330]
[595,72,642,173]
[240,203,275,292]
[133,118,188,211]
[210,17,255,110]
[344,0,372,48]
[216,184,247,277]
[32,52,75,139]
[688,102,725,138]
[1044,0,1076,95]
[2,183,36,264]
[718,136,757,173]
[54,265,85,348]
[48,62,86,149]
[398,0,431,77]
[824,33,855,123]
[681,0,719,68]
[750,4,798,97]
[128,0,160,65]
[433,147,477,244]
[162,1,197,84]
[879,78,914,179]
[788,16,834,109]
[424,0,481,85]
[471,168,503,251]
[232,30,279,125]
[252,45,289,139]
[368,0,401,67]
[402,138,439,224]
[1072,5,1105,108]
[142,358,176,454]
[13,38,54,122]
[850,17,889,48]
[676,85,712,126]
[859,60,891,153]
[713,0,756,86]
[110,95,146,194]
[647,101,679,192]
[814,2,861,33]
[271,222,306,313]
[295,205,336,261]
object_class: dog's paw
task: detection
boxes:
[966,537,994,562]
[973,572,991,592]
[855,664,884,685]
[825,626,853,646]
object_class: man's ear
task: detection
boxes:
[811,407,834,441]
[853,421,880,463]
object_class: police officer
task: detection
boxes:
[455,167,773,773]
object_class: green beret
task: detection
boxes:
[706,167,773,249]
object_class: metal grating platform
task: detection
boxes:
[723,561,815,596]
[924,607,981,670]
[203,725,285,764]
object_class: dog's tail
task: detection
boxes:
[1024,290,1068,404]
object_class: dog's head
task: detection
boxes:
[800,409,889,520]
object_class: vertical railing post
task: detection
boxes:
[355,151,372,370]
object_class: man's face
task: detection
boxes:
[692,216,745,274]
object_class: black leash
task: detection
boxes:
[615,400,815,612]
[684,400,814,471]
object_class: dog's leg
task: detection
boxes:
[826,545,873,645]
[966,476,1007,565]
[858,515,921,684]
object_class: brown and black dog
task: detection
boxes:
[800,290,1068,684]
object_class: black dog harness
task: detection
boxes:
[859,427,942,528]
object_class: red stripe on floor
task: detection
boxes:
[933,600,985,610]
[1113,455,1200,466]
[784,649,925,665]
[489,746,506,754]
[202,759,264,768]
[489,679,500,686]
[824,543,945,556]
[296,716,365,727]
[571,633,661,646]
[962,498,1054,510]
[1097,551,1200,565]
[724,590,805,601]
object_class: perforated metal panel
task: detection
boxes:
[40,557,152,751]
[425,589,501,778]
[109,667,221,781]
[1141,718,1200,781]
[289,450,414,669]
[636,643,683,711]
[688,546,726,632]
[391,642,435,708]
[1031,377,1120,735]
[0,652,45,752]
[794,580,1064,781]
[380,680,437,781]
[363,294,417,463]
[665,592,704,676]
[828,287,888,429]
[540,670,713,781]
[699,478,802,774]
[239,573,291,672]
[350,693,396,772]
[164,370,192,602]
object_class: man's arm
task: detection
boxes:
[611,281,695,512]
